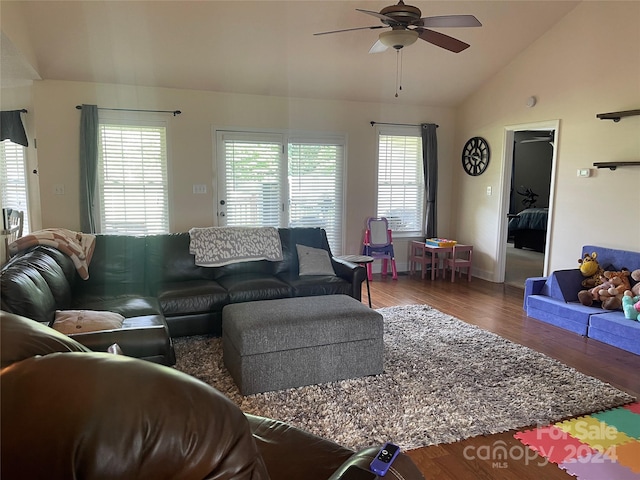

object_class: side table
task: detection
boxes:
[336,255,374,307]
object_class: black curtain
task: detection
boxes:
[79,104,98,233]
[421,123,438,238]
[0,110,28,147]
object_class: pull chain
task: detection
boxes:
[395,49,404,98]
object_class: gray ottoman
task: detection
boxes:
[222,295,383,395]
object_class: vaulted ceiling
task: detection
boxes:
[2,1,580,107]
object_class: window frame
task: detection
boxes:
[96,112,171,235]
[375,125,425,237]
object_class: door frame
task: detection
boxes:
[496,119,560,283]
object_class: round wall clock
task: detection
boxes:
[462,137,490,176]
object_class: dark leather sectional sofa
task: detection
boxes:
[1,310,425,480]
[0,227,366,365]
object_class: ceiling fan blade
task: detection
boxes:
[314,25,386,36]
[356,8,398,24]
[417,28,470,53]
[420,15,482,28]
[369,39,389,54]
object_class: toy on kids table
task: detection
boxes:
[578,269,631,311]
[578,252,604,288]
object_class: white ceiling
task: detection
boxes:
[3,0,580,107]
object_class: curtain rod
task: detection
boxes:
[370,121,438,128]
[19,109,28,113]
[75,105,181,116]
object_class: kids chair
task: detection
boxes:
[446,244,473,282]
[362,217,398,281]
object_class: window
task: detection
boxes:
[376,128,424,234]
[216,131,345,253]
[288,138,344,250]
[97,120,169,234]
[0,140,29,234]
[219,132,283,228]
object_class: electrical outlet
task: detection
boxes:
[53,184,65,195]
[486,186,492,196]
[193,184,207,194]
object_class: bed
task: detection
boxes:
[508,208,548,253]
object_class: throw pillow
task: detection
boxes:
[296,244,336,276]
[53,310,125,335]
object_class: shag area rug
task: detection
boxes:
[173,304,634,451]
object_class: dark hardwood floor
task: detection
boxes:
[364,272,640,480]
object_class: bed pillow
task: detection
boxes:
[296,244,336,276]
[53,310,125,335]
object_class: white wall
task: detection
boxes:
[454,1,640,279]
[19,80,456,263]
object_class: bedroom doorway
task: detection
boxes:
[498,120,559,287]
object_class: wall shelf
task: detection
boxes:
[596,109,640,122]
[593,161,640,170]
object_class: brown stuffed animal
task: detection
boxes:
[629,269,640,297]
[578,252,604,288]
[578,269,630,310]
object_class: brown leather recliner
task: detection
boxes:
[0,311,425,480]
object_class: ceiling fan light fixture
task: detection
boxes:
[379,29,419,49]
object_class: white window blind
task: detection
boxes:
[0,140,29,233]
[98,123,169,234]
[220,134,283,227]
[288,139,344,252]
[377,130,424,233]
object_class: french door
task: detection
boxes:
[215,130,345,253]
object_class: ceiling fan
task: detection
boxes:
[314,0,482,54]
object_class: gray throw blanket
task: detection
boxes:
[188,226,283,267]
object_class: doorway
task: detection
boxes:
[497,120,559,286]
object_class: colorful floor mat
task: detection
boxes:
[515,402,640,479]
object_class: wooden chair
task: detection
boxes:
[446,244,473,282]
[409,240,435,280]
[3,209,24,262]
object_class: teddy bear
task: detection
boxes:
[577,269,631,310]
[622,292,640,321]
[578,252,604,288]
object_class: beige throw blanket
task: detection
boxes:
[8,228,96,280]
[189,226,283,267]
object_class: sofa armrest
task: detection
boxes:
[328,446,425,480]
[332,258,367,301]
[0,310,92,368]
[2,353,269,479]
[524,277,547,310]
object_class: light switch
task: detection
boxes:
[53,184,65,195]
[486,186,492,196]
[193,184,207,194]
[577,169,591,177]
